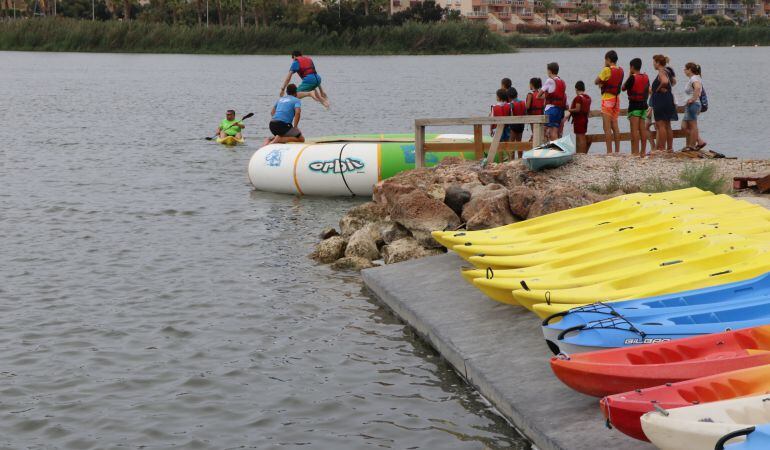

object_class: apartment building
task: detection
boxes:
[437,0,769,30]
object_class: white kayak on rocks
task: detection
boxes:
[641,394,770,450]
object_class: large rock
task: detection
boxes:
[330,256,378,271]
[373,181,417,207]
[508,185,540,220]
[339,202,387,237]
[461,184,515,231]
[319,227,339,240]
[443,185,471,217]
[379,221,411,244]
[527,186,603,219]
[311,236,347,263]
[345,226,380,261]
[389,190,461,248]
[381,237,444,264]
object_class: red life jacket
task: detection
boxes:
[490,102,512,132]
[627,73,650,102]
[571,93,592,120]
[601,66,624,96]
[511,99,527,116]
[528,91,545,115]
[545,77,567,108]
[295,56,316,78]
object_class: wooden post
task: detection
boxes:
[484,126,503,167]
[415,121,426,168]
[532,122,544,147]
[473,124,484,161]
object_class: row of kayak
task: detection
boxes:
[432,188,770,449]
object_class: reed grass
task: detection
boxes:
[0,18,512,54]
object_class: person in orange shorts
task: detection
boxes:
[595,50,624,154]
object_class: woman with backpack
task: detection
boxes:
[682,62,707,150]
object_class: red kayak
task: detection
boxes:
[551,325,770,398]
[600,364,770,441]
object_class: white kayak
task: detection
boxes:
[641,394,770,450]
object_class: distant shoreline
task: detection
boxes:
[1,19,768,55]
[0,18,512,55]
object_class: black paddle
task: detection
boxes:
[205,112,254,140]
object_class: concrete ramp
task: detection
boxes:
[362,253,652,450]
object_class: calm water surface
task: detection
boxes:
[1,48,767,449]
[1,51,527,449]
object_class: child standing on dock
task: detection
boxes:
[526,77,545,141]
[595,50,624,154]
[540,63,567,141]
[622,57,650,157]
[490,89,512,143]
[509,88,527,142]
[568,81,591,154]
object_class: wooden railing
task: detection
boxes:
[414,105,688,168]
[414,115,548,168]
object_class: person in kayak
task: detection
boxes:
[217,109,245,140]
[265,84,305,145]
[280,50,330,109]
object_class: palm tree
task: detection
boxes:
[622,1,634,24]
[634,1,649,28]
[537,0,554,26]
[741,0,755,24]
[576,2,588,21]
[609,1,621,23]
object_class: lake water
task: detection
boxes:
[0,47,767,449]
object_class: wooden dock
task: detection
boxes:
[414,106,688,167]
[362,253,653,450]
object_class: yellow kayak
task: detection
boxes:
[473,231,770,306]
[519,243,770,318]
[462,199,769,268]
[432,188,710,248]
[216,135,245,146]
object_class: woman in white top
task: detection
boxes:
[682,62,706,150]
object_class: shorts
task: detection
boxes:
[601,96,620,119]
[572,117,588,134]
[545,107,564,128]
[683,102,701,121]
[628,109,648,120]
[269,120,302,137]
[298,74,321,92]
[493,126,511,141]
[508,124,525,134]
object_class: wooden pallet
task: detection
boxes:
[734,174,770,193]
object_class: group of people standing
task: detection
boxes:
[490,51,708,157]
[215,50,329,145]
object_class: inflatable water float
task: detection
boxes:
[247,134,477,196]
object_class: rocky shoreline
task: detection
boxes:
[311,154,770,270]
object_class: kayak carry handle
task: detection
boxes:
[542,311,570,326]
[557,325,586,341]
[520,280,530,291]
[715,426,756,450]
[486,267,494,280]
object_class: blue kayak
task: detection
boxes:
[552,299,770,354]
[719,424,770,450]
[541,272,770,351]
